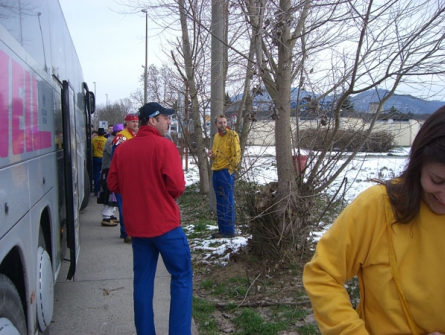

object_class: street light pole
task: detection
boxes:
[141,9,148,104]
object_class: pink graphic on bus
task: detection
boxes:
[0,50,52,158]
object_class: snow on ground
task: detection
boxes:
[184,146,410,265]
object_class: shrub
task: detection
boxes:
[297,128,395,152]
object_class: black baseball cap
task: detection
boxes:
[138,102,175,120]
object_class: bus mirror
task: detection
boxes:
[88,92,96,114]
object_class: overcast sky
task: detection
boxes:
[58,1,445,108]
[59,0,165,107]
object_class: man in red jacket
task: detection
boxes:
[108,102,192,335]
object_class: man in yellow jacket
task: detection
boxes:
[208,114,241,238]
[91,127,107,195]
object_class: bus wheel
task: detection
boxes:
[0,274,27,335]
[36,230,54,332]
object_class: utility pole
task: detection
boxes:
[141,9,148,104]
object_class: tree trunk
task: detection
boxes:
[178,0,209,194]
[209,0,226,210]
[249,0,313,259]
[273,1,299,255]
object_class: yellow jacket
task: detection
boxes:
[210,129,241,175]
[92,135,107,158]
[303,184,445,335]
[114,128,136,144]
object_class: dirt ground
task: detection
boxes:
[192,247,319,334]
[180,186,320,333]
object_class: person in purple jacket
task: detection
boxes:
[108,102,193,335]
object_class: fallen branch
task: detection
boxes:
[214,299,312,308]
[102,286,124,296]
[236,273,261,309]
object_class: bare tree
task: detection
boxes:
[121,0,215,193]
[174,0,212,194]
[119,0,445,259]
[240,0,445,258]
[93,98,135,127]
[120,0,262,196]
[131,64,183,107]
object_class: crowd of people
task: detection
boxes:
[91,111,243,245]
[88,103,445,334]
[97,123,123,227]
[91,115,139,243]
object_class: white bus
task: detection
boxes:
[0,1,95,334]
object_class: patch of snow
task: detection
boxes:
[183,146,409,263]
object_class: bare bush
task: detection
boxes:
[297,129,395,152]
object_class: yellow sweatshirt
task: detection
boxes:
[303,184,445,335]
[210,129,241,175]
[92,135,107,158]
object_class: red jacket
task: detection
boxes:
[107,125,185,237]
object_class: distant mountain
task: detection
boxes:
[351,89,445,114]
[231,88,445,115]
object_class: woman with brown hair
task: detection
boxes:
[303,106,445,334]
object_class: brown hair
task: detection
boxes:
[385,105,445,223]
[214,114,227,124]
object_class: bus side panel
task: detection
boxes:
[3,153,61,261]
[28,154,57,221]
[0,164,29,238]
[0,34,55,243]
[28,153,66,275]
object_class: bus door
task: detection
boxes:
[84,83,94,191]
[61,80,81,280]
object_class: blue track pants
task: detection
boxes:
[132,227,193,335]
[212,169,235,236]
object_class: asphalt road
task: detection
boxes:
[49,198,198,335]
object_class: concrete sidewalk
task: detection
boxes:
[49,199,198,335]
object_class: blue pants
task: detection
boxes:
[212,169,235,236]
[132,227,193,335]
[93,157,102,194]
[116,193,126,238]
